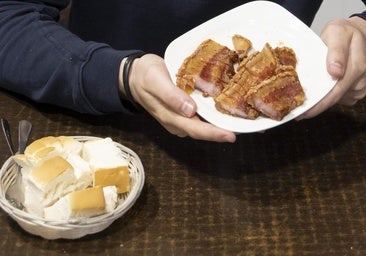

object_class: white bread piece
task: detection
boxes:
[93,166,130,194]
[22,177,44,217]
[12,144,61,170]
[66,154,92,190]
[44,186,118,220]
[12,154,32,169]
[58,136,83,157]
[82,138,130,193]
[25,156,76,210]
[24,136,63,164]
[82,138,128,170]
[103,186,119,212]
[24,136,62,156]
[13,136,83,169]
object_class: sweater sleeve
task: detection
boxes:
[0,1,140,115]
[351,11,366,20]
[351,0,366,20]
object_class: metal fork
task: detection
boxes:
[1,118,15,156]
[17,120,32,157]
[1,119,32,208]
[1,118,17,192]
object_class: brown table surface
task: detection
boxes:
[0,90,365,256]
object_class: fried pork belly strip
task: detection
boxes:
[245,67,305,121]
[214,67,261,119]
[176,39,237,97]
[274,46,297,68]
[214,43,279,119]
[232,34,252,60]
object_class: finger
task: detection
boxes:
[296,79,345,120]
[142,63,197,118]
[321,20,351,78]
[160,110,236,143]
[158,84,197,118]
[338,87,366,105]
[338,97,358,106]
[178,116,237,143]
[297,74,363,120]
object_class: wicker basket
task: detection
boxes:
[0,136,145,239]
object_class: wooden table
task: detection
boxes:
[0,90,365,255]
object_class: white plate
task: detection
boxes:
[164,1,337,133]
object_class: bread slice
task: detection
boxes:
[66,154,92,191]
[82,138,127,169]
[44,186,118,220]
[13,136,83,168]
[82,138,130,193]
[58,136,83,156]
[24,156,76,213]
[93,166,130,193]
[12,136,62,168]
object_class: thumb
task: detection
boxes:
[132,54,197,118]
[321,20,350,79]
[147,70,197,117]
[168,86,197,118]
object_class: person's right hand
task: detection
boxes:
[123,54,236,143]
[297,16,366,120]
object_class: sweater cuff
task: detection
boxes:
[82,46,141,114]
[350,11,366,20]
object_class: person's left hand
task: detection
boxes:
[297,16,366,120]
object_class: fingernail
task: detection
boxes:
[224,134,236,143]
[181,101,194,117]
[295,115,303,121]
[329,61,344,77]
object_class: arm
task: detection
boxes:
[0,1,136,114]
[0,1,236,142]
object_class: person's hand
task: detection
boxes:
[297,16,366,120]
[125,53,236,143]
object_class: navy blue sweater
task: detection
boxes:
[0,0,365,114]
